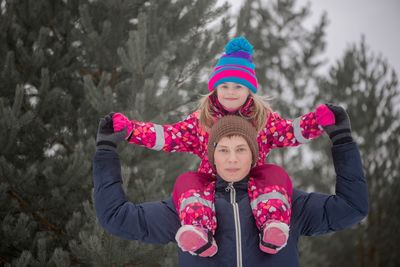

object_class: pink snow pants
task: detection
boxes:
[172,164,293,234]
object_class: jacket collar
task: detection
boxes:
[215,174,249,192]
[210,93,254,119]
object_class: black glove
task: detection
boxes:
[96,112,126,151]
[323,103,353,145]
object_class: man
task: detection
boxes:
[93,104,368,267]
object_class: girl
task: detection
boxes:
[112,36,335,256]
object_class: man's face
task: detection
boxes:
[216,82,250,111]
[214,135,252,183]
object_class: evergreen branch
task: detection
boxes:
[5,188,82,264]
[0,255,8,264]
[0,244,24,265]
[7,189,65,236]
[152,96,199,121]
[173,97,199,112]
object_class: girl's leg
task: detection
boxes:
[248,164,293,254]
[172,171,217,257]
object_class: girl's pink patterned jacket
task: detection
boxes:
[113,103,325,175]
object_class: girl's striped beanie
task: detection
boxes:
[208,36,258,93]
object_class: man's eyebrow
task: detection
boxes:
[216,144,228,148]
[217,144,248,148]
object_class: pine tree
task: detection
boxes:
[0,0,89,265]
[1,0,231,266]
[312,37,400,267]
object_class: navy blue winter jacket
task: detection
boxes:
[92,142,368,267]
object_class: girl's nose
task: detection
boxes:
[226,87,236,95]
[228,86,236,93]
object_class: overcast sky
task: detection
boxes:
[220,0,400,76]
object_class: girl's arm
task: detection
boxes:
[263,104,335,148]
[113,112,203,155]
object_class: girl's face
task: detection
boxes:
[214,136,252,183]
[216,82,250,111]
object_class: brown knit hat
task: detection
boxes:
[207,115,259,166]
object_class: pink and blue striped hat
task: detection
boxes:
[208,36,258,93]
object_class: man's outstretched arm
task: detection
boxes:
[294,104,368,236]
[93,114,179,244]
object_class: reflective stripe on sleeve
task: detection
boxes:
[292,117,310,144]
[151,124,165,151]
[179,196,215,213]
[250,191,290,210]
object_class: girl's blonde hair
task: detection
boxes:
[197,90,273,132]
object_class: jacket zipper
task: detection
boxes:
[226,182,243,267]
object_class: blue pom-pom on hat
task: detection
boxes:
[225,36,254,55]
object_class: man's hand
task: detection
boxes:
[96,112,126,151]
[323,104,353,145]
